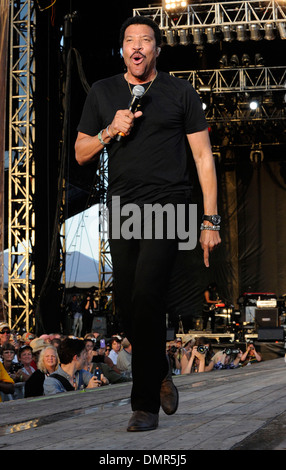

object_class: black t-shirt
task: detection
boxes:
[77,71,208,206]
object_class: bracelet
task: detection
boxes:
[200,223,220,231]
[98,129,110,146]
[106,125,113,139]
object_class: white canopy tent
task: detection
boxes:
[3,250,101,289]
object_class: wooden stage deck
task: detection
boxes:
[1,357,286,452]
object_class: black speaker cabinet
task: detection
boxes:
[255,308,278,328]
[258,327,284,342]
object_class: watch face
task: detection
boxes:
[211,215,221,225]
[203,215,221,225]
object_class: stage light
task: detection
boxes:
[264,23,275,40]
[230,54,239,67]
[206,27,216,44]
[250,24,262,41]
[178,29,190,45]
[222,25,233,42]
[164,0,188,11]
[236,24,247,41]
[192,28,203,45]
[242,53,251,67]
[219,54,228,68]
[249,100,259,110]
[166,30,176,46]
[255,53,264,66]
[277,22,286,39]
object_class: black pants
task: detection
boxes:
[109,196,191,413]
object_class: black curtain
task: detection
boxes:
[166,156,286,330]
[237,160,286,295]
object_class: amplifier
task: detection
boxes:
[258,327,284,342]
[255,308,278,328]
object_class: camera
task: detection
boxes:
[170,345,177,353]
[223,348,240,355]
[197,345,209,354]
[94,366,102,380]
[10,362,23,373]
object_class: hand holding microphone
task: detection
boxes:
[115,85,145,141]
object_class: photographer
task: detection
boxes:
[212,347,243,370]
[181,337,214,374]
[167,338,183,375]
[239,342,262,366]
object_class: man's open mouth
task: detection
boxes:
[131,53,145,65]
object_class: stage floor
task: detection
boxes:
[1,357,286,452]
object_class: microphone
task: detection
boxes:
[116,85,145,142]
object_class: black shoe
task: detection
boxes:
[127,410,159,432]
[160,371,179,415]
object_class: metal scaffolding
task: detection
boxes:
[98,149,113,304]
[134,2,286,131]
[170,66,286,123]
[7,0,36,331]
[133,1,286,33]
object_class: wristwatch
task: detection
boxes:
[202,214,221,226]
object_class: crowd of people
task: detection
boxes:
[167,335,262,375]
[0,319,262,403]
[0,321,132,403]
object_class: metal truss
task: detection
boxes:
[98,149,113,304]
[7,0,36,331]
[170,66,286,122]
[170,66,286,93]
[133,1,286,32]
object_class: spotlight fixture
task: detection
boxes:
[192,28,203,45]
[230,54,239,67]
[254,53,264,66]
[178,29,190,45]
[250,24,262,41]
[166,30,176,46]
[236,24,247,41]
[242,53,251,67]
[277,22,286,40]
[264,23,275,40]
[206,27,216,44]
[222,25,233,42]
[249,100,259,110]
[163,0,188,11]
[219,54,228,68]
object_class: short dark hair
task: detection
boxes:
[2,342,16,353]
[58,337,85,365]
[18,345,33,358]
[119,16,162,47]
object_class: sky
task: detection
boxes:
[65,205,100,260]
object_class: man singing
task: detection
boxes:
[75,16,221,431]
